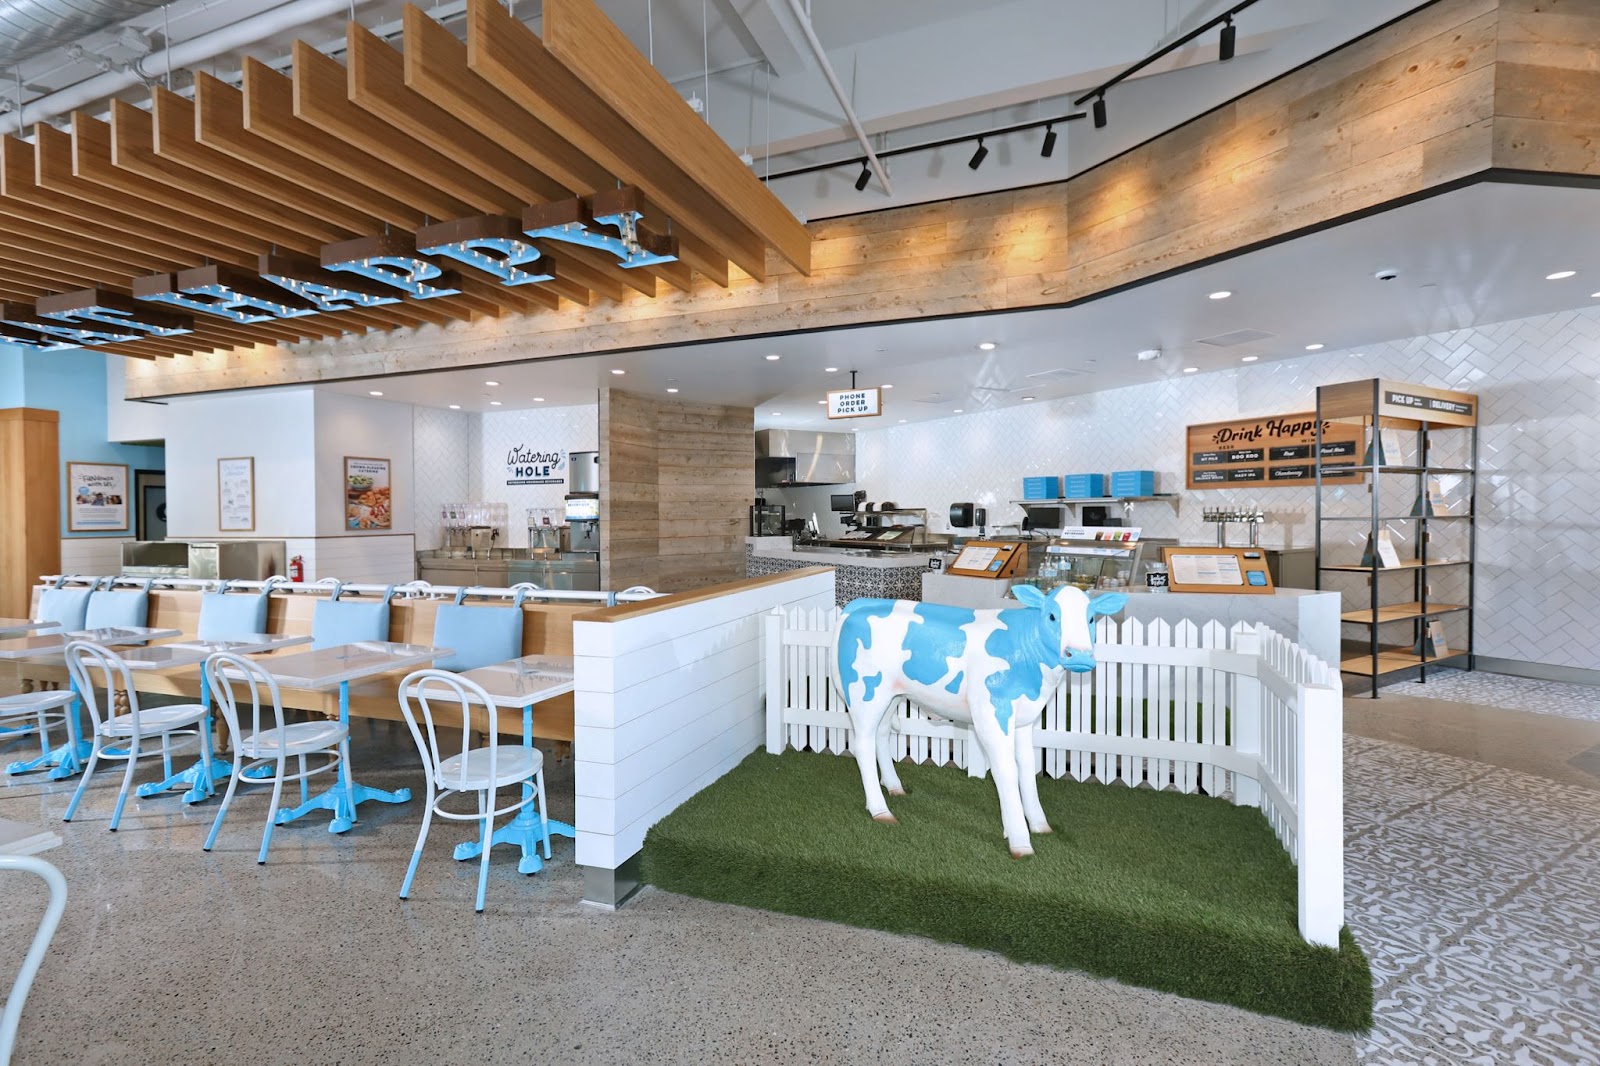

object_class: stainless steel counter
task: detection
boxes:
[417,550,599,592]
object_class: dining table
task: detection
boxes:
[449,654,577,875]
[114,633,314,804]
[0,619,61,640]
[236,641,449,833]
[0,626,184,778]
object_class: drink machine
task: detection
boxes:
[562,450,601,561]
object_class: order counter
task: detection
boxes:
[746,536,933,606]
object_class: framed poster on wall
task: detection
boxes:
[66,461,130,533]
[217,457,255,532]
[344,456,392,531]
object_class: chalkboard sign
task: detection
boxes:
[1186,411,1363,490]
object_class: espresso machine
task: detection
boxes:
[562,450,601,562]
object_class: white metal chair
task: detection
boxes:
[0,692,75,767]
[397,669,549,912]
[0,855,67,1066]
[62,641,210,831]
[202,652,353,864]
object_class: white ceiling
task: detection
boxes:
[313,181,1600,426]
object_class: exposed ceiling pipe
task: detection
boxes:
[781,0,891,196]
[17,0,378,129]
[0,0,165,67]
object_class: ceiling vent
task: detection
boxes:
[1196,328,1275,348]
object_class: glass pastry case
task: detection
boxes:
[1025,528,1174,592]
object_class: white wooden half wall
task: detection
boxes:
[572,567,836,899]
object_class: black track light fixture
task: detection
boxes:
[1092,94,1107,129]
[854,160,871,191]
[1219,15,1236,61]
[968,137,988,170]
[1041,123,1057,158]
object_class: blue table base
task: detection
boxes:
[275,780,413,835]
[137,756,232,805]
[453,811,574,875]
[7,738,91,778]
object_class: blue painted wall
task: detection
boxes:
[0,342,165,539]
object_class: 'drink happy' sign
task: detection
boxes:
[1186,412,1364,489]
[506,446,567,486]
[827,387,882,420]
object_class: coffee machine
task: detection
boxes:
[562,450,601,562]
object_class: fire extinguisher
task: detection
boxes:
[288,555,305,583]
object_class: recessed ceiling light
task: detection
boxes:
[489,400,502,406]
[1208,290,1232,300]
[667,388,679,394]
[484,380,500,387]
[817,400,826,404]
[1546,270,1576,280]
[881,384,893,389]
[1022,396,1035,401]
[533,397,545,402]
[825,367,838,373]
[953,409,964,414]
[448,404,461,410]
[1183,367,1199,374]
[368,390,384,396]
[1305,343,1324,351]
[897,418,907,423]
[977,341,996,351]
[1241,355,1259,363]
[765,353,781,361]
[611,368,626,375]
[772,412,782,417]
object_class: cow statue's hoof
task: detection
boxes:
[887,787,907,797]
[1010,847,1034,859]
[1031,824,1053,835]
[872,811,898,824]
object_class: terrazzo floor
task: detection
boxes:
[2,672,1597,1065]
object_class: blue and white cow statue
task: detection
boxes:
[832,585,1127,858]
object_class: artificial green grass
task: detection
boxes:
[644,750,1371,1032]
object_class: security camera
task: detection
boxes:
[1373,268,1399,281]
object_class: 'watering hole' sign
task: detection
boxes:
[506,446,567,486]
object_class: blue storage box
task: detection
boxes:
[1111,470,1156,497]
[1022,476,1060,500]
[1061,473,1106,498]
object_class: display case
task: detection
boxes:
[1314,378,1478,696]
[1022,528,1175,593]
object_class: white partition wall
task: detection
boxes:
[572,567,835,907]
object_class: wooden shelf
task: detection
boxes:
[1340,646,1469,676]
[1340,601,1468,624]
[1320,559,1469,572]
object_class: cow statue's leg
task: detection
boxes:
[847,694,899,823]
[876,700,906,797]
[1013,715,1052,835]
[970,699,1033,857]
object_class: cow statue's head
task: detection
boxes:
[1012,584,1127,672]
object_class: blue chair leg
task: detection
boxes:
[205,756,244,851]
[400,802,432,900]
[475,790,492,913]
[259,759,285,865]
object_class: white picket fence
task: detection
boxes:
[762,607,1345,948]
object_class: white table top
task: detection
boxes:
[116,634,313,672]
[0,817,62,856]
[241,641,449,689]
[456,655,576,709]
[0,618,60,639]
[0,626,183,660]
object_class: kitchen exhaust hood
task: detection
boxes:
[756,428,856,487]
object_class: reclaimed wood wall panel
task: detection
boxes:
[600,388,660,593]
[119,0,1600,397]
[0,409,61,620]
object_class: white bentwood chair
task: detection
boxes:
[62,641,210,831]
[0,855,67,1066]
[0,691,76,768]
[202,652,353,864]
[397,669,549,913]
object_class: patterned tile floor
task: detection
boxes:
[1346,684,1600,1064]
[1382,667,1600,724]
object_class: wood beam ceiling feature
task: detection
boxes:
[543,0,811,278]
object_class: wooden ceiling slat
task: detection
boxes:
[0,201,174,274]
[111,99,347,245]
[1,136,228,267]
[0,245,117,290]
[466,0,768,281]
[34,125,265,266]
[0,215,163,278]
[154,88,380,235]
[71,113,323,256]
[543,0,809,277]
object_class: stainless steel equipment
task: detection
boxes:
[750,501,786,536]
[564,454,602,564]
[185,540,286,581]
[568,450,600,494]
[415,550,600,592]
[120,540,189,578]
[1203,506,1267,547]
[755,429,855,487]
[468,526,497,556]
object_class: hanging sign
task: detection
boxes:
[506,446,568,486]
[1186,412,1363,490]
[827,387,883,420]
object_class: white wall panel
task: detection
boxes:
[477,403,598,548]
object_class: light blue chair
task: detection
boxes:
[430,587,528,673]
[311,584,396,650]
[34,576,95,633]
[83,579,152,631]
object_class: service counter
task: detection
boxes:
[745,536,931,606]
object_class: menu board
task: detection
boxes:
[344,456,392,531]
[217,457,255,532]
[1186,411,1363,490]
[1161,547,1276,594]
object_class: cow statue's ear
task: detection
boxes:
[1013,584,1048,608]
[1087,592,1128,618]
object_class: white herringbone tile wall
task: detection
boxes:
[479,405,598,548]
[412,407,475,552]
[857,306,1600,671]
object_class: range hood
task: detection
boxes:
[756,428,856,487]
